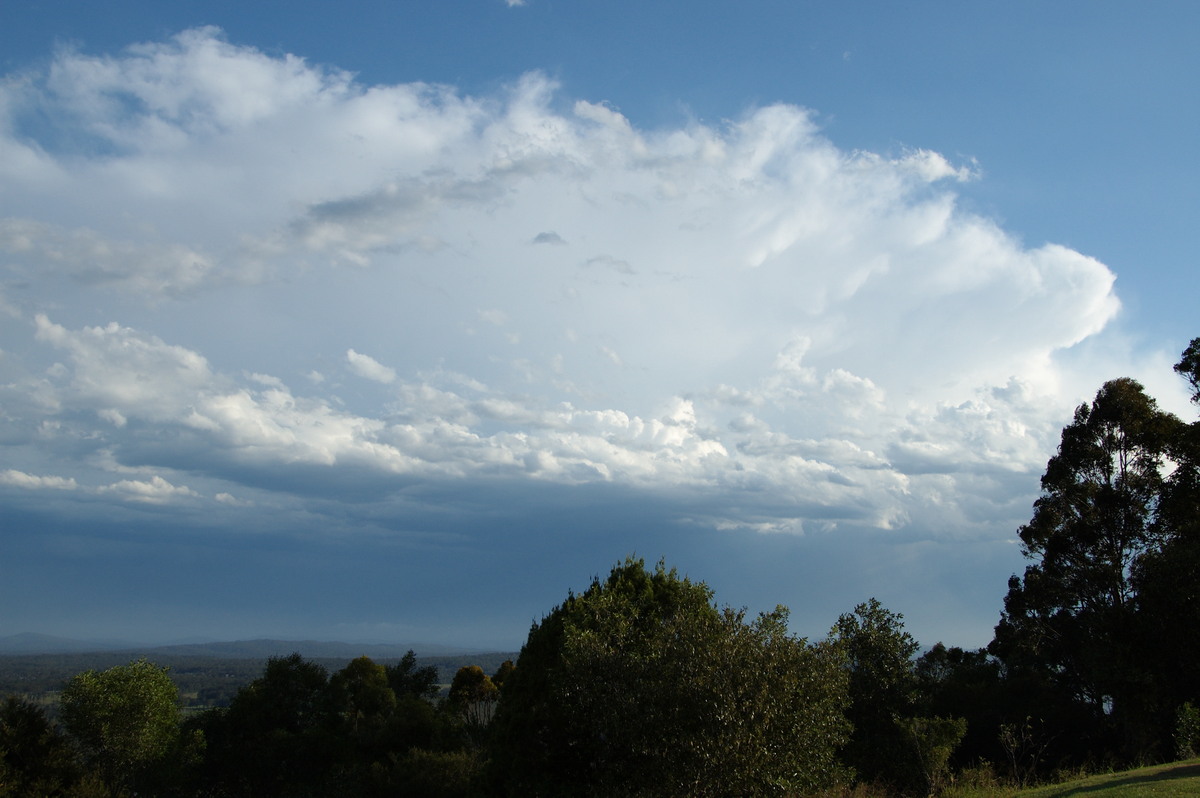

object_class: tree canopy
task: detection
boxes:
[58,659,182,793]
[489,556,850,797]
[991,340,1200,761]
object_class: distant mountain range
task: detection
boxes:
[0,633,497,659]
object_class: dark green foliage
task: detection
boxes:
[897,715,967,796]
[991,378,1180,759]
[1174,703,1200,760]
[989,342,1200,770]
[491,659,514,692]
[489,556,850,797]
[190,651,482,797]
[914,643,1007,767]
[386,650,440,700]
[829,598,919,788]
[1175,337,1200,404]
[191,653,340,796]
[370,748,480,798]
[0,695,83,796]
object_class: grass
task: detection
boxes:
[1013,759,1200,798]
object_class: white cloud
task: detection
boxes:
[0,28,1140,543]
[98,475,198,504]
[0,469,78,490]
[346,349,397,384]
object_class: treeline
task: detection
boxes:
[2,338,1198,797]
[0,651,516,710]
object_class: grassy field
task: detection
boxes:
[1014,760,1200,798]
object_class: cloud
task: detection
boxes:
[0,469,78,490]
[0,28,1134,548]
[532,231,567,245]
[0,218,218,297]
[346,349,397,384]
[98,475,198,504]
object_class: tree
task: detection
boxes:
[1174,337,1200,404]
[829,598,920,788]
[58,659,182,794]
[1133,338,1200,743]
[898,715,968,796]
[330,656,396,736]
[386,650,439,700]
[0,696,85,797]
[991,377,1181,759]
[489,557,850,797]
[914,643,1007,767]
[446,666,498,731]
[491,659,515,692]
[194,652,338,797]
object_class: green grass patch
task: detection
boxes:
[1015,759,1200,798]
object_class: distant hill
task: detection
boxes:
[0,633,142,654]
[131,638,492,660]
[0,634,498,659]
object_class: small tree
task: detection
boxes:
[830,598,919,787]
[446,666,499,731]
[1174,703,1200,760]
[899,715,967,796]
[59,659,181,793]
[998,716,1054,788]
[330,656,397,736]
[386,650,439,700]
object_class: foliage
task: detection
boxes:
[991,378,1181,759]
[1174,337,1200,404]
[446,666,498,731]
[491,659,515,692]
[830,598,920,788]
[0,695,83,796]
[998,717,1054,789]
[189,651,484,797]
[1173,703,1200,761]
[58,659,183,793]
[190,653,338,796]
[898,715,968,796]
[369,748,480,798]
[915,644,1007,767]
[386,650,440,700]
[331,655,397,736]
[489,556,850,797]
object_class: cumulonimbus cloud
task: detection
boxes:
[0,27,1132,541]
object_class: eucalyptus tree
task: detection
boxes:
[992,376,1181,757]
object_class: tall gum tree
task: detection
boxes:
[991,376,1182,758]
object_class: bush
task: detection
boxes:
[1175,702,1200,760]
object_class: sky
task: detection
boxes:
[1,1,1197,653]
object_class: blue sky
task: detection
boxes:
[1,1,1196,652]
